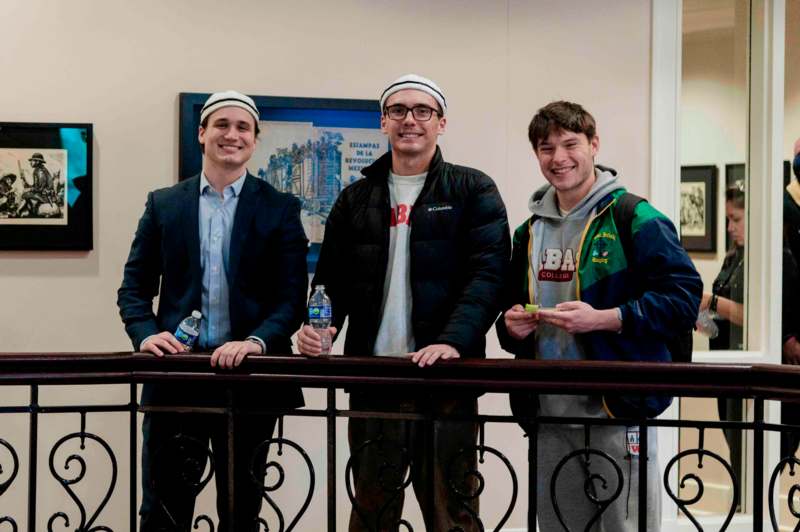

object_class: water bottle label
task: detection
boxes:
[309,305,332,319]
[175,326,196,348]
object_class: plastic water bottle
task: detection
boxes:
[308,285,332,355]
[174,310,202,351]
[696,309,719,339]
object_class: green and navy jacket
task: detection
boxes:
[497,188,702,418]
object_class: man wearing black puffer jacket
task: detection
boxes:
[297,74,510,532]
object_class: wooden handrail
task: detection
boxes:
[0,352,797,401]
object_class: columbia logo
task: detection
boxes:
[427,205,453,212]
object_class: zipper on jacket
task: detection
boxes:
[526,219,535,305]
[574,199,616,300]
[406,160,444,328]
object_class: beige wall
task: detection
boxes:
[682,29,746,351]
[786,0,800,156]
[0,0,653,529]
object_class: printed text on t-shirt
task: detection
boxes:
[390,204,413,227]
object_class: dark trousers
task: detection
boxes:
[139,411,277,532]
[347,394,479,532]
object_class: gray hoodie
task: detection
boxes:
[529,168,622,417]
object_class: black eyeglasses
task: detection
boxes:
[383,104,440,122]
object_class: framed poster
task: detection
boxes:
[725,163,745,191]
[179,93,388,272]
[0,122,93,250]
[726,161,791,189]
[680,165,717,252]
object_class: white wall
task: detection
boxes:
[681,9,749,350]
[0,1,653,529]
[785,0,800,156]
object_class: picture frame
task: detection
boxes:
[726,161,791,189]
[724,161,791,249]
[178,93,387,272]
[725,163,745,191]
[680,165,717,252]
[0,122,93,250]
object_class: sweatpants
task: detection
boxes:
[535,424,660,532]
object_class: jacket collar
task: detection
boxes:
[181,175,202,284]
[361,146,444,181]
[228,173,259,285]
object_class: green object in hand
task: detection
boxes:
[524,304,539,313]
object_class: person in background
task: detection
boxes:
[698,181,746,504]
[782,136,800,458]
[704,174,800,475]
[700,181,745,351]
[783,137,800,262]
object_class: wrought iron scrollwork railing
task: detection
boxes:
[47,412,118,532]
[0,353,800,530]
[0,436,18,532]
[253,417,316,532]
[663,426,740,530]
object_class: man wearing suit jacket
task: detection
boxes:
[118,91,308,532]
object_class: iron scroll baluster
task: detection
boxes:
[47,412,117,532]
[250,416,315,532]
[549,425,624,532]
[149,432,216,531]
[446,421,518,532]
[662,427,738,531]
[768,454,800,531]
[345,422,414,532]
[0,438,19,532]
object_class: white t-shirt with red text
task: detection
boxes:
[374,171,427,356]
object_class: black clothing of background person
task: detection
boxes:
[709,245,744,351]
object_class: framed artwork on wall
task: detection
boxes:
[0,122,93,250]
[726,161,791,189]
[680,165,717,252]
[725,163,745,191]
[178,93,387,272]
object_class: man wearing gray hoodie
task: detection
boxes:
[497,101,702,531]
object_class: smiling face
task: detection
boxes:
[381,89,445,165]
[198,106,257,175]
[726,201,745,247]
[534,128,598,202]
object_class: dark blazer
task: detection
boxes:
[118,174,308,407]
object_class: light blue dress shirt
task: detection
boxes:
[198,172,245,349]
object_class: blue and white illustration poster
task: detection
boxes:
[249,122,388,245]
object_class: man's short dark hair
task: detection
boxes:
[528,101,597,150]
